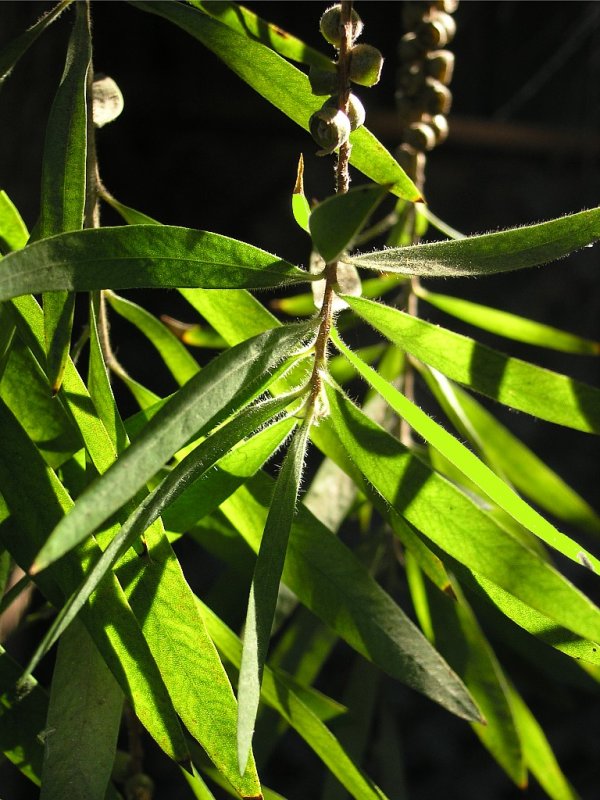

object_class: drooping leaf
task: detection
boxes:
[0,0,73,84]
[32,320,316,571]
[40,620,123,800]
[344,295,600,434]
[37,1,91,394]
[309,183,391,264]
[105,290,200,386]
[349,206,600,277]
[0,190,29,252]
[323,383,600,643]
[0,225,312,302]
[421,367,600,536]
[0,399,189,762]
[416,286,600,355]
[237,420,311,773]
[201,600,392,800]
[332,329,599,571]
[189,1,333,70]
[128,0,421,202]
[221,474,482,724]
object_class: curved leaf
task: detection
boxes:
[221,474,482,724]
[0,191,29,251]
[128,0,421,202]
[332,329,599,571]
[416,286,600,355]
[309,184,390,264]
[344,295,600,434]
[349,206,600,277]
[0,225,311,302]
[324,383,600,644]
[32,320,316,571]
[238,420,311,773]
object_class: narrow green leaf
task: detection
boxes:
[420,574,526,786]
[323,383,600,643]
[421,367,600,536]
[0,225,311,302]
[309,184,391,263]
[237,420,312,773]
[0,190,29,251]
[332,329,600,571]
[507,685,580,800]
[128,0,421,202]
[349,207,600,277]
[189,1,333,70]
[201,601,391,800]
[162,318,227,349]
[0,339,83,468]
[0,399,189,762]
[40,620,123,800]
[221,474,482,724]
[105,291,200,386]
[344,295,600,434]
[0,646,46,785]
[416,286,600,355]
[291,153,311,234]
[33,320,315,571]
[0,0,73,84]
[37,1,91,393]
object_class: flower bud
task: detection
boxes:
[425,50,455,84]
[309,64,339,96]
[421,77,452,115]
[404,122,437,152]
[319,4,364,48]
[398,32,426,63]
[349,44,384,87]
[429,113,449,144]
[309,105,351,155]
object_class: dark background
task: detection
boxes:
[1,2,599,799]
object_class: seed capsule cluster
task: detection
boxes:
[308,4,383,155]
[395,0,458,184]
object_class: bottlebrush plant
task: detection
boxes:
[0,2,599,799]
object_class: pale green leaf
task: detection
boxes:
[344,295,600,434]
[309,184,391,263]
[332,329,600,571]
[238,420,312,773]
[323,383,600,643]
[416,286,600,355]
[40,620,123,800]
[0,225,311,302]
[421,366,600,535]
[349,207,600,277]
[0,190,29,251]
[128,0,421,201]
[32,320,315,571]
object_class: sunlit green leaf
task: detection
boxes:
[128,0,421,201]
[105,291,200,386]
[323,383,600,643]
[189,1,333,70]
[0,0,73,84]
[238,420,312,773]
[0,225,312,302]
[349,207,600,277]
[221,474,481,723]
[344,295,600,434]
[40,620,123,800]
[291,153,311,234]
[33,320,315,571]
[310,184,390,263]
[416,286,600,355]
[421,367,600,536]
[332,329,599,571]
[0,190,29,252]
